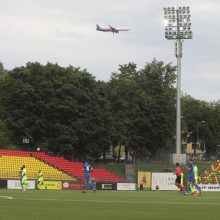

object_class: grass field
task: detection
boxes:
[1,189,220,220]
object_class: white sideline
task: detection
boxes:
[6,197,220,206]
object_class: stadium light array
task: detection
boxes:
[164,6,192,40]
[163,6,193,155]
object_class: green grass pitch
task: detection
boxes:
[1,189,220,220]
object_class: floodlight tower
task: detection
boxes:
[163,6,192,154]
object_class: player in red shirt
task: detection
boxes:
[175,163,185,193]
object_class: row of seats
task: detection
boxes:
[0,149,127,182]
[0,149,30,157]
[31,152,127,182]
[0,155,74,181]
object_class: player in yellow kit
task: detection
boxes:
[37,170,44,189]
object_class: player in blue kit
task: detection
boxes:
[82,160,96,193]
[186,159,201,195]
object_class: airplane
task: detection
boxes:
[96,24,130,34]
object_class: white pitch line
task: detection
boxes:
[0,196,14,200]
[10,197,220,206]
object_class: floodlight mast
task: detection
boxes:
[163,6,192,154]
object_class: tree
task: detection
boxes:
[0,62,8,81]
[182,95,220,155]
[0,62,113,159]
[109,60,176,160]
[1,60,219,160]
[0,119,11,147]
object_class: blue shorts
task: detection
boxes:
[188,176,195,183]
[85,174,91,182]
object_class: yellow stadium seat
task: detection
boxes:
[0,155,74,181]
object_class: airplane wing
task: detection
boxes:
[108,25,118,33]
[109,25,129,32]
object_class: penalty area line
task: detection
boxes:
[10,197,220,206]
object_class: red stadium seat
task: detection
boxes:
[0,149,127,183]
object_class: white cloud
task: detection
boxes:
[0,0,219,101]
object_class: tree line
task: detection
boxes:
[0,60,219,161]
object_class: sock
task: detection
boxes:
[190,184,194,192]
[176,183,185,192]
[186,185,190,193]
[195,184,201,191]
[90,182,95,190]
[180,185,185,192]
[84,182,88,190]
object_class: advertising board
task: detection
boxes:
[62,181,84,190]
[7,180,35,189]
[38,181,62,190]
[199,184,220,192]
[137,171,152,190]
[151,173,176,190]
[96,182,117,190]
[117,183,136,190]
[0,180,7,189]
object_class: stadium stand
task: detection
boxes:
[0,150,74,181]
[198,160,220,184]
[0,149,127,182]
[31,152,127,182]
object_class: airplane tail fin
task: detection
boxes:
[96,24,101,30]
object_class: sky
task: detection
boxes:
[0,0,219,102]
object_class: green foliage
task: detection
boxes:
[182,95,220,154]
[109,60,176,160]
[0,119,11,147]
[0,59,219,159]
[0,62,8,81]
[0,62,113,158]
